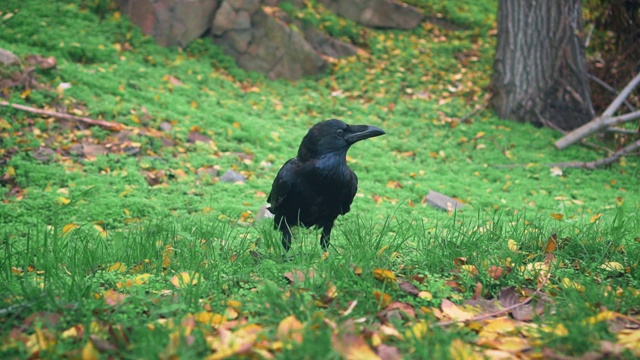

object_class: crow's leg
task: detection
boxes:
[281,226,293,252]
[320,222,334,250]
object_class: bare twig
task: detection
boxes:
[435,269,552,326]
[556,72,640,149]
[584,24,594,48]
[606,127,638,135]
[589,74,637,112]
[0,101,125,131]
[459,101,489,123]
[535,108,566,134]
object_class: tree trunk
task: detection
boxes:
[491,0,595,131]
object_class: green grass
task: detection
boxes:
[1,0,639,358]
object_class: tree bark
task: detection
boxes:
[491,0,595,131]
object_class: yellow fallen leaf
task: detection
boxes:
[107,262,127,272]
[194,312,224,326]
[600,261,624,272]
[522,262,549,280]
[617,329,640,356]
[81,341,99,360]
[277,315,304,343]
[507,239,518,252]
[405,321,429,340]
[585,310,617,325]
[58,197,71,205]
[450,338,483,360]
[134,273,152,285]
[373,269,396,284]
[590,213,603,223]
[62,223,80,235]
[377,245,389,257]
[93,224,108,238]
[170,272,199,288]
[550,213,564,221]
[440,299,475,321]
[0,118,12,129]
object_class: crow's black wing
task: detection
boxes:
[339,171,358,215]
[267,158,298,213]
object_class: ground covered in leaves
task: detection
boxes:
[1,0,639,359]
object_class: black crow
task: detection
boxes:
[267,119,385,251]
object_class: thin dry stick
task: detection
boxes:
[606,127,638,135]
[0,101,124,131]
[459,101,489,123]
[435,270,553,327]
[589,74,637,112]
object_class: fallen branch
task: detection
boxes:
[0,101,125,131]
[492,140,639,169]
[548,139,640,169]
[589,74,637,112]
[436,269,552,326]
[556,73,640,149]
[536,108,614,154]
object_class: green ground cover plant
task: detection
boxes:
[1,0,639,358]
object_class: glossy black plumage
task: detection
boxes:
[267,119,385,251]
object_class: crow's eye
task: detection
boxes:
[336,129,344,137]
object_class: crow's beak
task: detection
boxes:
[345,125,386,143]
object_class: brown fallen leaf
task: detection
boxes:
[283,269,315,285]
[376,344,401,360]
[89,334,118,352]
[187,131,212,143]
[331,332,381,360]
[372,291,392,308]
[398,281,419,296]
[497,287,550,321]
[378,302,416,323]
[487,265,504,280]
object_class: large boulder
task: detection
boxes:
[317,0,423,29]
[211,2,328,80]
[115,0,219,47]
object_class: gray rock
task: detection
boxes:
[303,26,358,58]
[423,190,465,211]
[82,144,108,157]
[212,6,328,80]
[32,147,56,163]
[231,0,261,13]
[159,121,172,132]
[211,0,235,35]
[317,0,423,29]
[115,0,219,47]
[0,48,20,66]
[220,169,247,183]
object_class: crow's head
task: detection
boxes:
[297,119,385,160]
